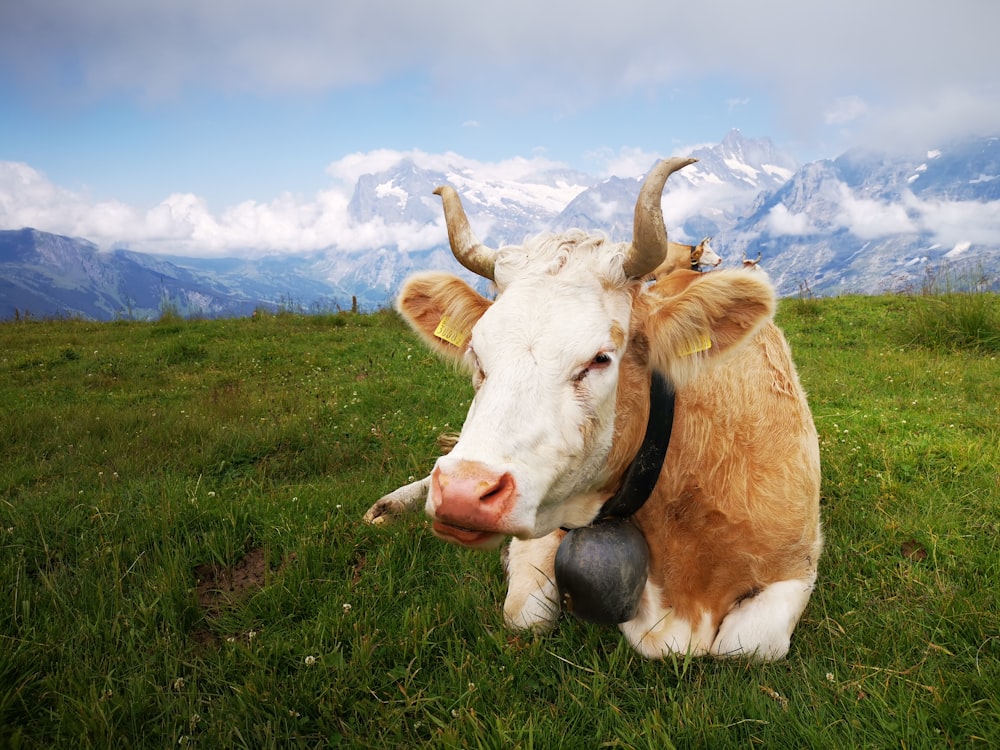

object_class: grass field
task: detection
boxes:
[1,292,998,748]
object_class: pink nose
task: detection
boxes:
[431,460,517,533]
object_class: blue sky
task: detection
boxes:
[1,0,998,255]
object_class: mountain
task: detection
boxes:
[1,131,998,321]
[721,136,1000,296]
[345,155,595,246]
[0,229,274,320]
[553,130,796,243]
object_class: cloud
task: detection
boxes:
[0,161,140,240]
[588,147,664,179]
[833,184,917,238]
[849,88,1000,156]
[766,204,818,236]
[2,0,998,152]
[0,160,359,255]
[0,151,590,256]
[828,181,1000,246]
[904,192,1000,247]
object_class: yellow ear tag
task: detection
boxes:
[680,334,712,357]
[434,316,469,348]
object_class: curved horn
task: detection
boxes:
[623,157,698,278]
[433,186,496,281]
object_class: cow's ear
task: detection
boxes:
[397,272,491,365]
[644,269,775,386]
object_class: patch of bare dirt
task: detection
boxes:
[900,539,928,561]
[193,547,296,616]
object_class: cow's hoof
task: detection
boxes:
[555,518,648,625]
[362,499,396,524]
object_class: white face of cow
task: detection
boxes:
[427,249,635,548]
[699,239,722,268]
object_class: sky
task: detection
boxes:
[1,0,998,256]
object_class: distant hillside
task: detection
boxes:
[0,228,273,320]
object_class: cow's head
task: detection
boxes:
[399,158,775,548]
[693,237,722,269]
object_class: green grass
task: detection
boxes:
[1,296,998,748]
[902,263,1000,352]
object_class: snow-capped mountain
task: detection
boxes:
[554,130,796,244]
[2,131,997,321]
[721,136,1000,296]
[346,155,594,244]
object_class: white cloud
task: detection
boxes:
[0,162,141,240]
[904,192,1000,247]
[823,181,1000,246]
[766,204,818,236]
[588,147,665,179]
[849,87,1000,156]
[0,160,358,255]
[833,184,917,239]
[0,151,589,256]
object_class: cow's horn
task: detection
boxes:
[624,157,698,278]
[434,186,496,281]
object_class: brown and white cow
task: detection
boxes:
[647,236,722,280]
[366,157,821,660]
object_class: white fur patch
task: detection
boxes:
[711,573,817,660]
[619,582,716,658]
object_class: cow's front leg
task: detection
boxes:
[363,476,430,524]
[502,531,565,632]
[710,570,819,661]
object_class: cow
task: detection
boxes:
[742,251,763,270]
[647,236,722,280]
[365,157,821,660]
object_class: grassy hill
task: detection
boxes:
[1,293,998,748]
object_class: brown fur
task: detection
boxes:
[632,272,819,630]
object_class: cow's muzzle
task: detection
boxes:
[428,460,520,546]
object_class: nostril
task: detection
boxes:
[480,472,515,504]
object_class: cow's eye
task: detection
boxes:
[575,352,612,382]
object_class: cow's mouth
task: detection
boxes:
[431,520,505,549]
